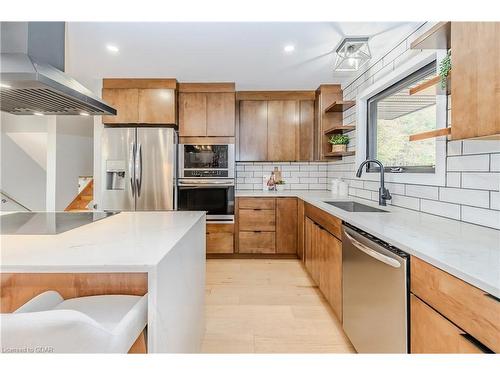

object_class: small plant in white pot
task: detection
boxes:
[328,134,349,153]
[275,180,286,191]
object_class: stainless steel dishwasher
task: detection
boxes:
[342,223,409,353]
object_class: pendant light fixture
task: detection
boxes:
[334,37,371,72]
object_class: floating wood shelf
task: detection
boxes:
[325,151,355,158]
[324,101,355,113]
[324,124,356,135]
[409,127,451,142]
[409,72,451,96]
[410,22,451,50]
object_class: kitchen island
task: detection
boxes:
[0,211,206,353]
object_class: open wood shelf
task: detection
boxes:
[324,124,356,135]
[324,101,355,113]
[410,72,451,96]
[410,22,451,50]
[409,127,451,142]
[324,151,355,158]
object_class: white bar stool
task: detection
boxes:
[0,291,148,353]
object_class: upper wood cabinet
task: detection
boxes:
[267,100,298,161]
[102,88,139,124]
[239,100,268,161]
[102,79,177,125]
[178,83,235,137]
[179,93,207,136]
[451,22,500,139]
[237,92,315,161]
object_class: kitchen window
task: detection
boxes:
[366,61,438,173]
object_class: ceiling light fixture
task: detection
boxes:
[284,44,295,53]
[0,82,12,88]
[106,44,119,53]
[79,112,90,116]
[334,37,371,72]
[33,112,44,116]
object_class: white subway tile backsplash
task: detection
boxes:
[491,154,500,172]
[447,140,462,156]
[405,185,439,200]
[461,173,500,191]
[420,199,461,220]
[386,183,406,195]
[461,206,500,229]
[439,187,490,208]
[245,165,263,172]
[300,177,318,184]
[491,192,500,210]
[446,172,461,187]
[447,154,490,172]
[300,165,318,171]
[462,140,500,155]
[390,195,420,210]
[291,183,309,190]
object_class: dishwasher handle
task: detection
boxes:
[344,230,401,268]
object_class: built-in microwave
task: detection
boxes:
[178,144,235,179]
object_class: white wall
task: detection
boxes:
[53,116,93,210]
[0,112,48,210]
[0,112,93,211]
[328,22,500,230]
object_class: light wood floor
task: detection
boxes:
[201,259,355,353]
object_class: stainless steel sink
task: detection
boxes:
[324,201,388,213]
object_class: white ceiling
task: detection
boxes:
[66,22,421,91]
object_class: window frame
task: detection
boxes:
[366,61,437,174]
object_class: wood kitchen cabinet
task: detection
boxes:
[267,100,298,161]
[178,83,235,137]
[410,256,499,353]
[236,197,298,255]
[102,79,177,125]
[238,100,268,161]
[276,198,298,254]
[410,294,484,353]
[237,92,315,161]
[451,22,500,139]
[206,223,234,254]
[304,204,343,322]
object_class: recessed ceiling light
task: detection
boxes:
[33,112,44,116]
[106,44,119,53]
[284,44,295,53]
[79,112,90,116]
[0,82,11,88]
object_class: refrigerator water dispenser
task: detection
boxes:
[106,160,126,190]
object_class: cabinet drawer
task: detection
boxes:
[411,256,500,352]
[206,224,234,254]
[238,198,275,210]
[411,294,485,353]
[238,232,275,254]
[239,209,275,232]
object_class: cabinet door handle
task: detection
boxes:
[459,333,493,353]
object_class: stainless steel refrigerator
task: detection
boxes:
[101,127,176,211]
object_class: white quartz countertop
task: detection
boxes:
[237,190,500,298]
[0,211,206,273]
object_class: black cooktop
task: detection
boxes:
[0,211,118,235]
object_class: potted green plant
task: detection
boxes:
[275,180,286,191]
[328,134,350,153]
[439,50,451,89]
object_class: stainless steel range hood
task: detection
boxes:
[0,22,116,116]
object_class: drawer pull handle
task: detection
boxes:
[484,293,500,303]
[253,208,262,211]
[459,333,494,354]
[254,230,262,233]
